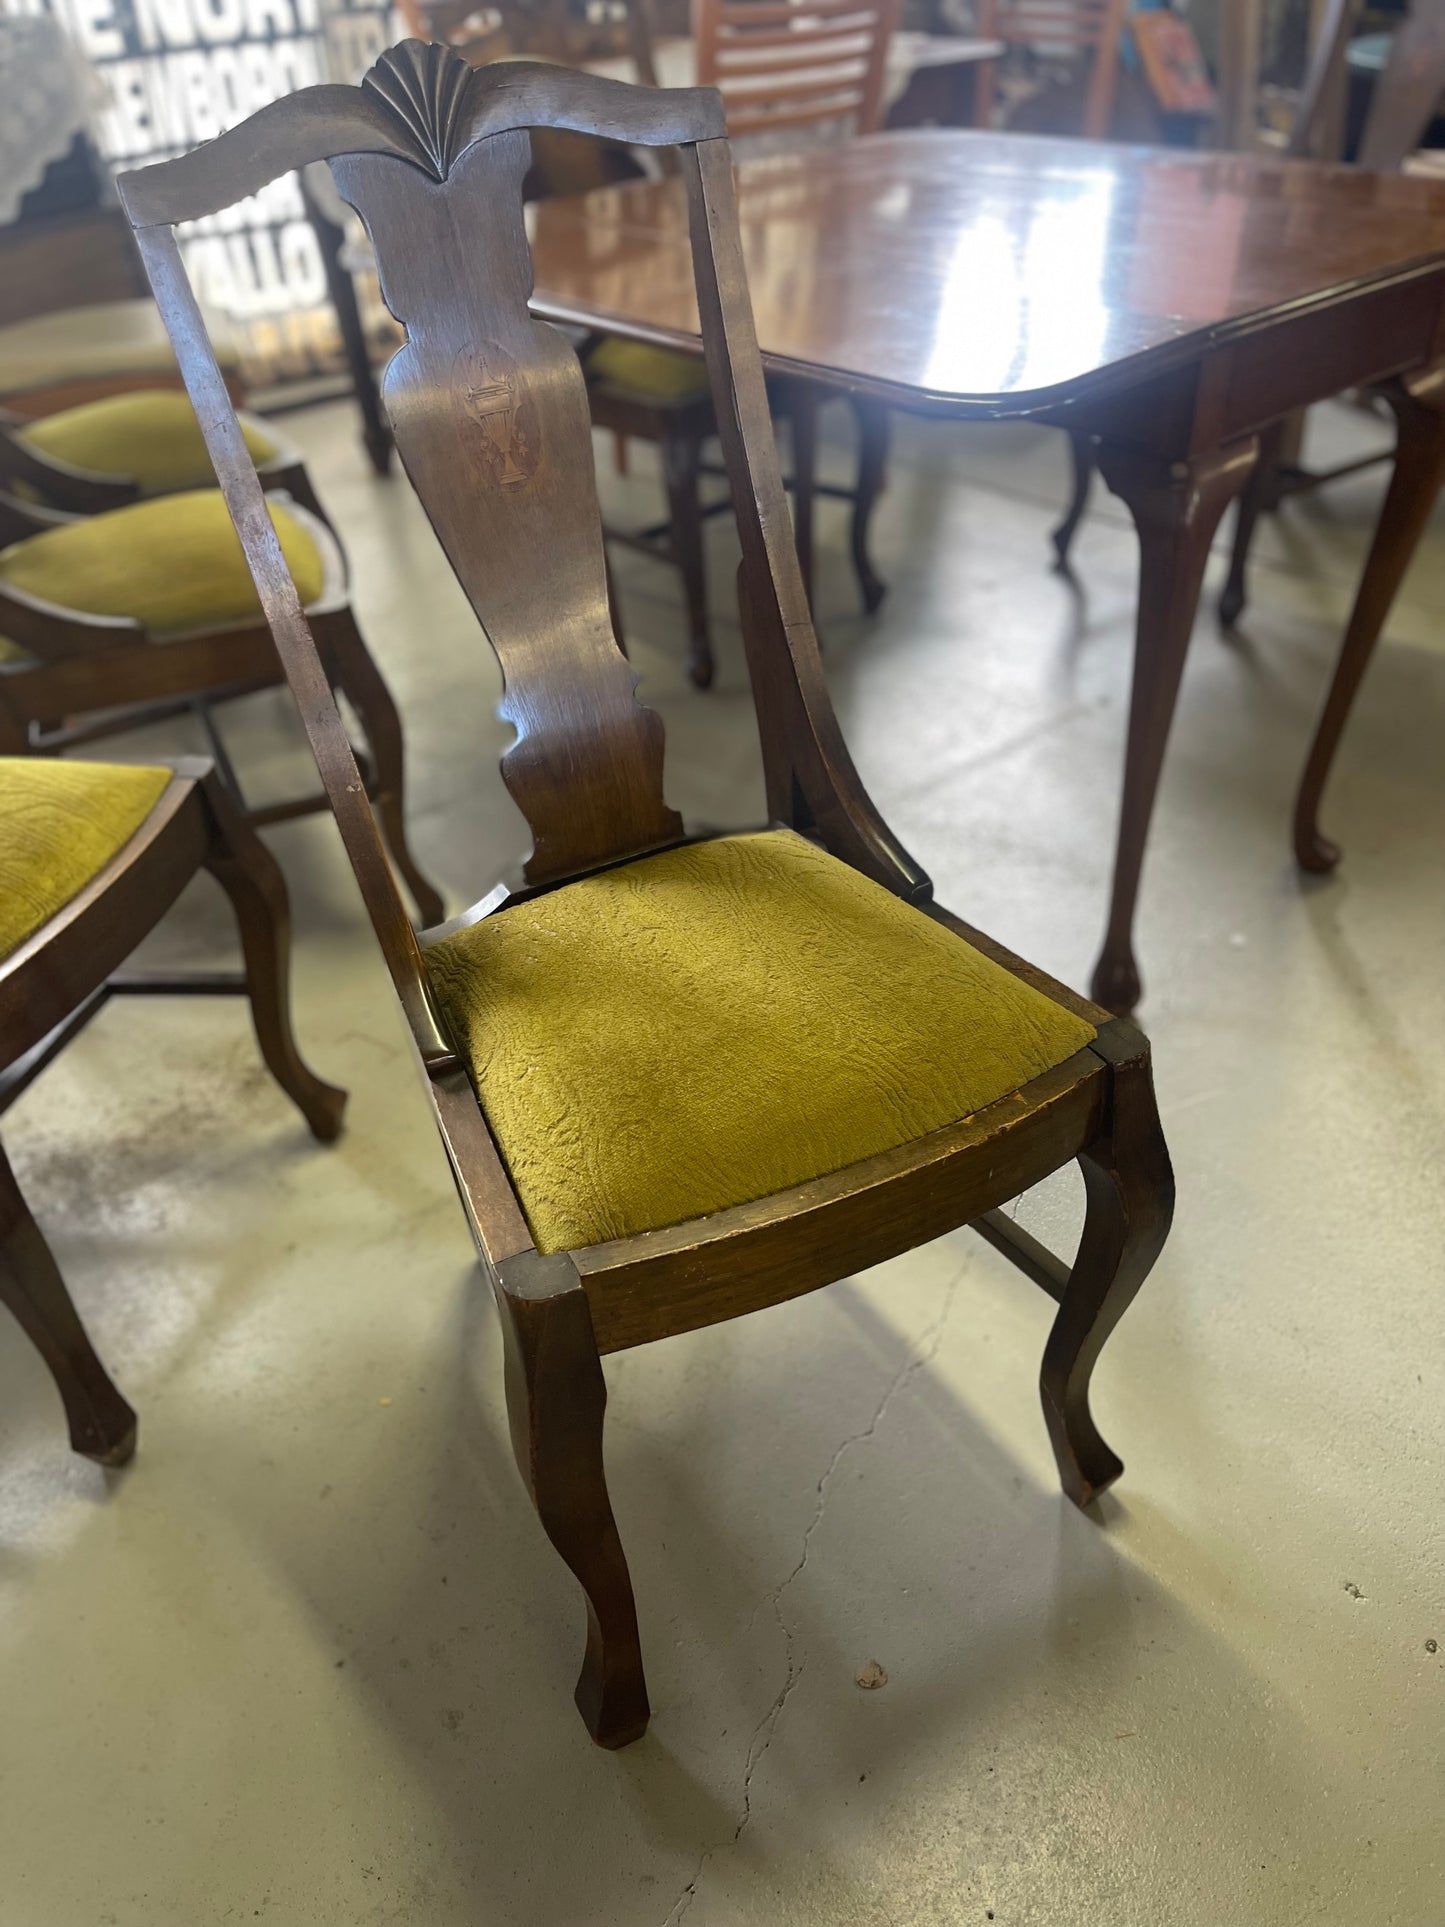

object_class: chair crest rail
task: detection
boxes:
[118,47,726,227]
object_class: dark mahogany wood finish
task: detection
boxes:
[118,45,1173,1748]
[526,130,1445,1009]
[1,757,343,1464]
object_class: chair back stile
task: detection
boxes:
[115,45,926,1050]
[129,221,448,1060]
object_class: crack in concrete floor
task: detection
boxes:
[663,1262,968,1927]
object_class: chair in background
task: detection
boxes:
[585,0,901,683]
[0,216,246,421]
[123,45,1174,1748]
[1273,0,1445,869]
[581,0,899,661]
[0,394,325,523]
[972,0,1130,141]
[1217,0,1445,632]
[967,0,1129,568]
[0,484,444,927]
[316,0,897,686]
[1,754,343,1464]
[694,0,896,136]
[1057,0,1445,589]
[1053,0,1445,875]
[0,15,245,418]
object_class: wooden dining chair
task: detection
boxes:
[1,753,343,1465]
[676,0,899,660]
[970,0,1132,578]
[589,0,901,681]
[972,0,1130,142]
[0,478,444,928]
[119,43,1174,1748]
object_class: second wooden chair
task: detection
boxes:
[0,469,444,927]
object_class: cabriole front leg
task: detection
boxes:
[1042,1023,1174,1508]
[199,773,348,1143]
[1091,438,1258,1014]
[496,1251,650,1749]
[1294,365,1445,872]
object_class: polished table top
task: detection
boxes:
[528,130,1445,416]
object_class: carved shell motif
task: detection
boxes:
[361,39,477,180]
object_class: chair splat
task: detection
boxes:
[334,123,682,883]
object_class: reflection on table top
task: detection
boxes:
[528,130,1445,414]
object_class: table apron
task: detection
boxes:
[1050,269,1445,456]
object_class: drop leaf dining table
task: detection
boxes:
[526,129,1445,1013]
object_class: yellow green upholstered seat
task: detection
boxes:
[0,758,172,962]
[17,393,278,499]
[585,336,712,401]
[0,491,324,660]
[424,829,1096,1254]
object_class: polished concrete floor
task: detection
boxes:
[2,395,1442,1926]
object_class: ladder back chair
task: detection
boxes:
[694,0,898,141]
[118,43,1174,1749]
[1,754,343,1465]
[671,0,898,662]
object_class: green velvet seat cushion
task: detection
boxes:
[425,829,1096,1254]
[0,758,172,961]
[586,336,712,401]
[0,491,324,657]
[18,392,278,498]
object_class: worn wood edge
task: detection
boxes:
[429,1070,535,1273]
[0,576,147,659]
[0,769,206,1059]
[119,89,408,226]
[925,901,1111,1027]
[574,1048,1106,1352]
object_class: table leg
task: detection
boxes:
[1091,439,1258,1014]
[1294,365,1445,872]
[1052,432,1095,568]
